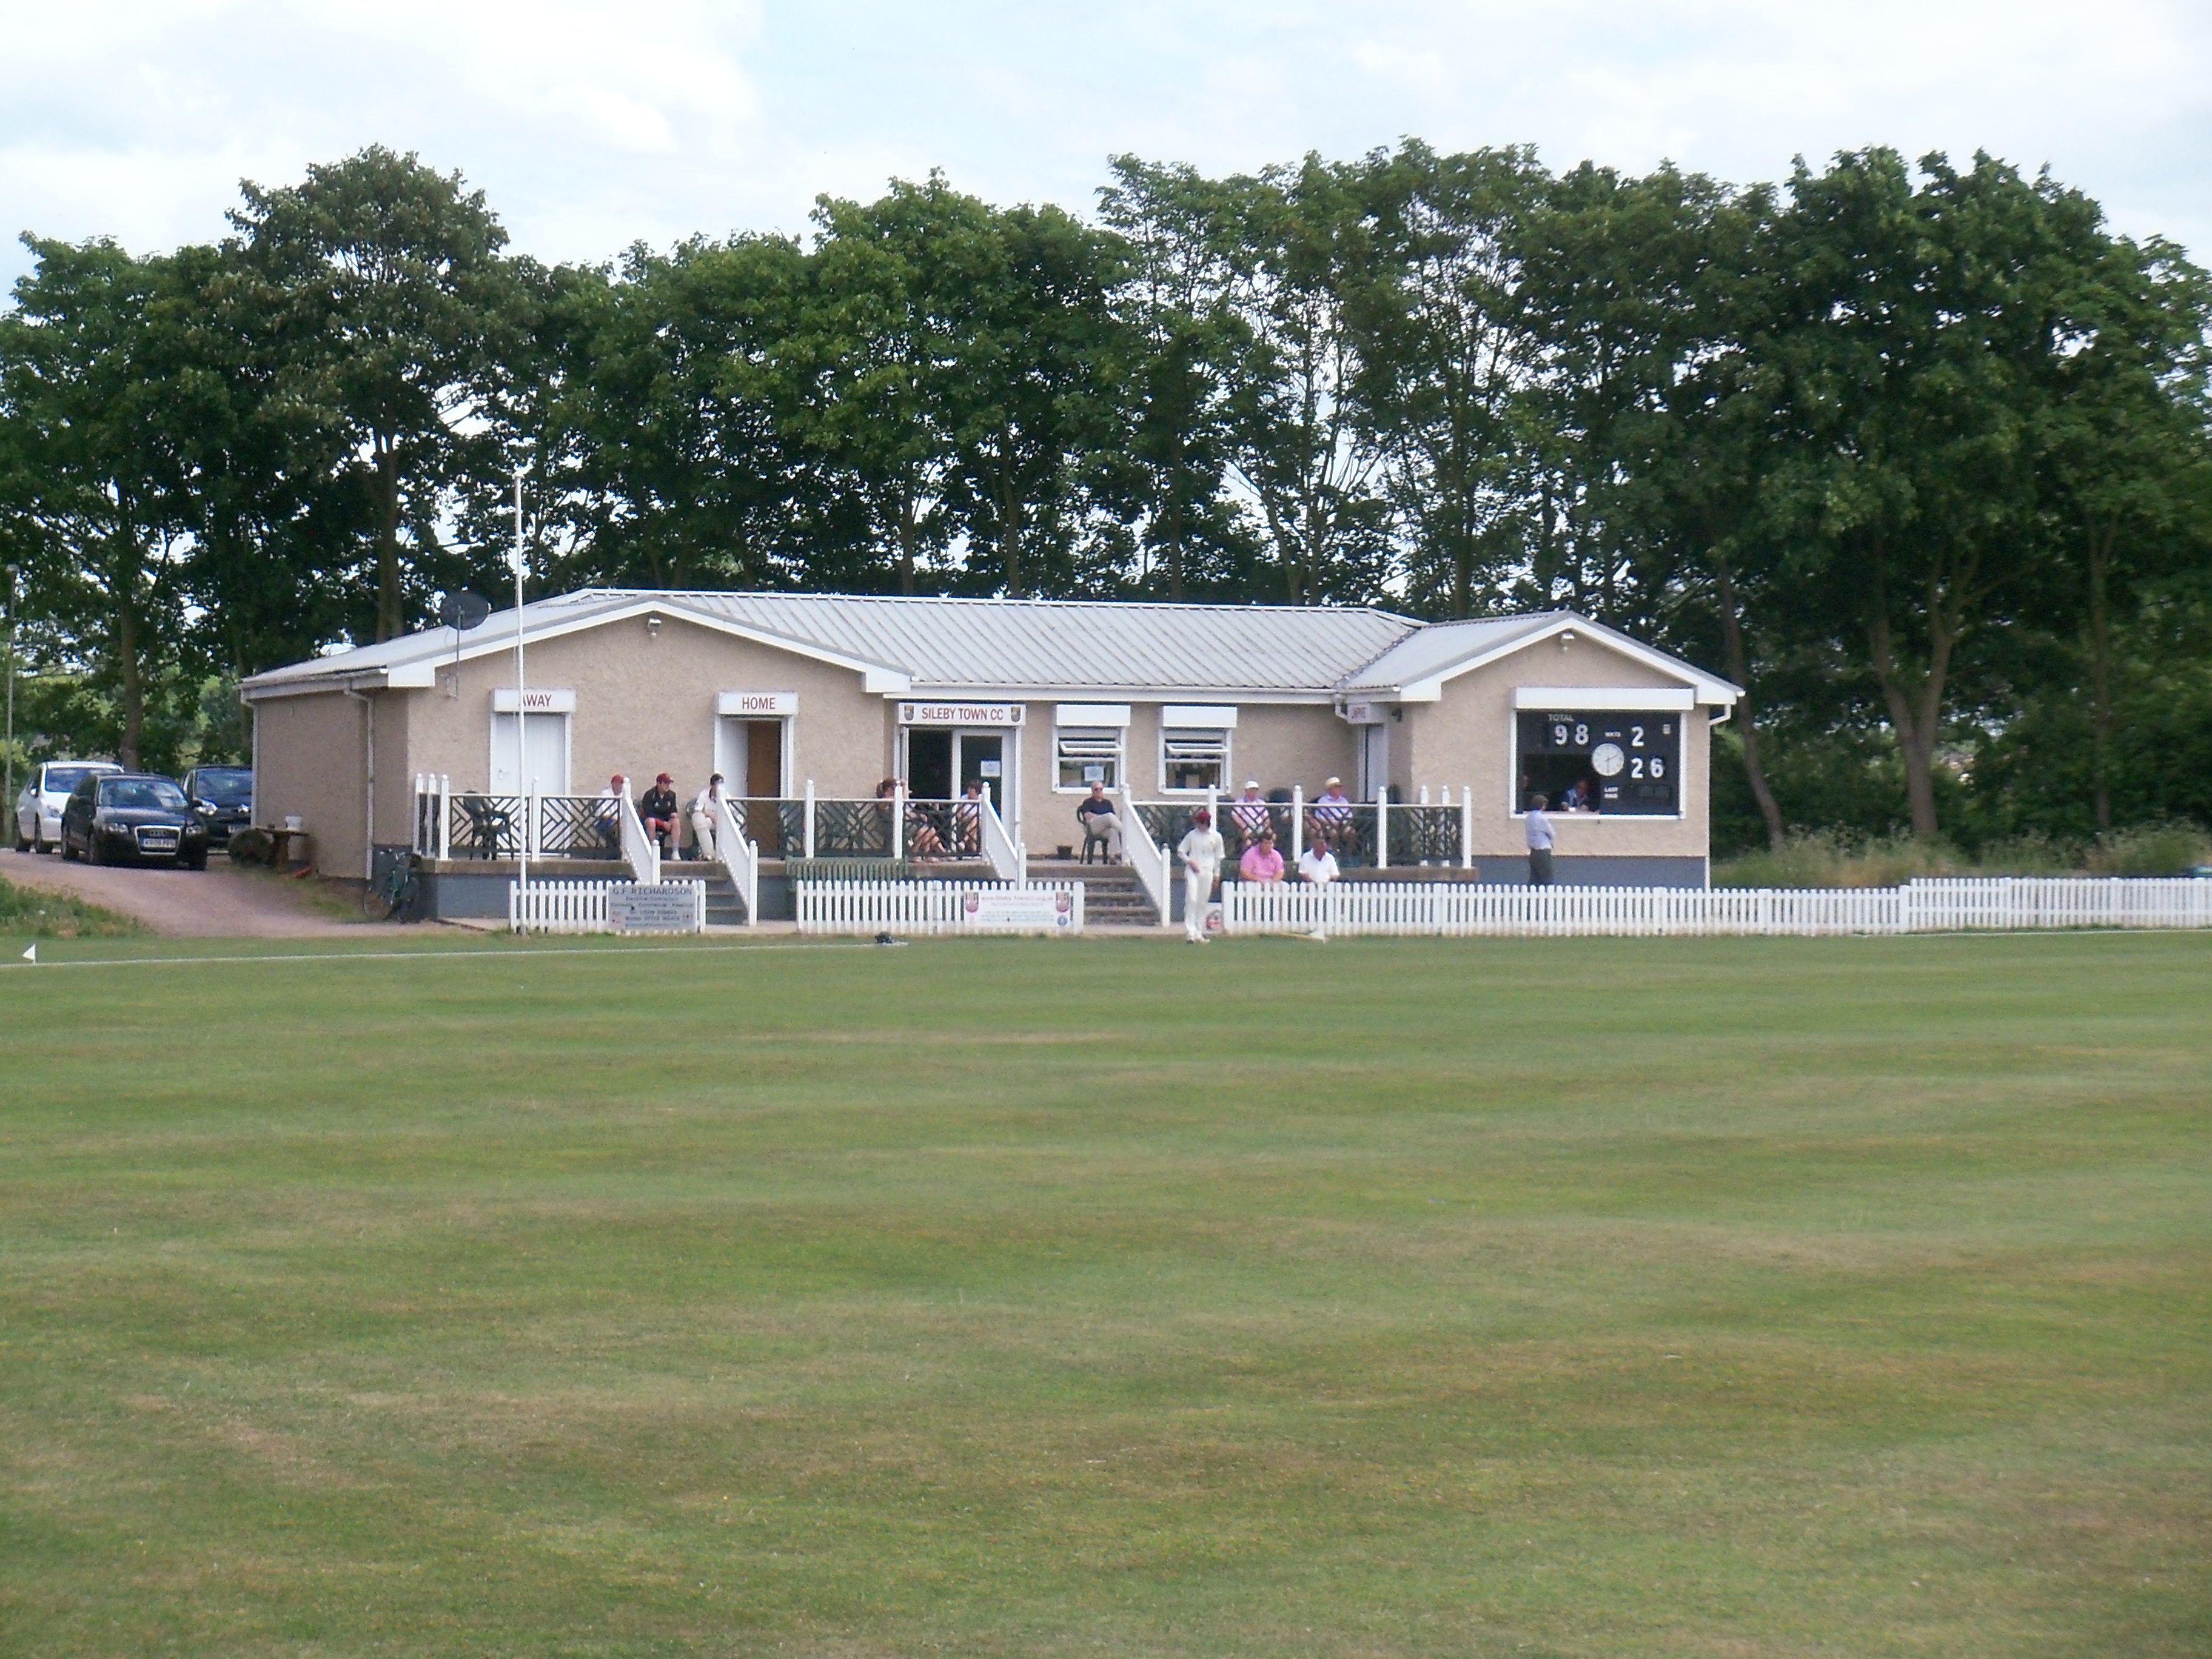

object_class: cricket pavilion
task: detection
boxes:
[238,589,1742,924]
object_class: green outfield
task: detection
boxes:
[1,931,2207,1657]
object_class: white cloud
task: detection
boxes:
[2,0,2206,292]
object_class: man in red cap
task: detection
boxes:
[1177,806,1225,943]
[639,773,680,857]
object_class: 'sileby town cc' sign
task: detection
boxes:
[897,702,1025,726]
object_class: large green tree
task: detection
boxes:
[0,238,196,768]
[1759,150,2119,839]
[232,146,518,640]
[528,238,813,593]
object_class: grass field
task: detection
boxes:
[2,931,2207,1657]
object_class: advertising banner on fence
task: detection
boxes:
[608,882,703,933]
[960,889,1079,933]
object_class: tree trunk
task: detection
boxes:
[2086,520,2115,834]
[1713,554,1785,850]
[895,491,917,596]
[374,439,403,642]
[114,529,144,771]
[1868,595,1955,842]
[1165,492,1185,600]
[996,466,1022,597]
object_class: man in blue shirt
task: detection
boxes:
[1525,791,1556,886]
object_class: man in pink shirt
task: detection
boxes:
[1238,826,1285,883]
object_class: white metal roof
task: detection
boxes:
[240,588,1738,704]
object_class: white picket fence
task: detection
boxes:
[1900,877,2212,930]
[1219,877,2212,938]
[507,879,708,934]
[796,880,1084,936]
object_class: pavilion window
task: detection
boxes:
[1161,729,1228,793]
[1056,729,1122,791]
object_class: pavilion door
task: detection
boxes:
[716,717,785,853]
[491,712,569,796]
[957,734,1003,808]
[1358,723,1389,803]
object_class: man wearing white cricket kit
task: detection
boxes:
[689,774,726,862]
[1177,807,1225,943]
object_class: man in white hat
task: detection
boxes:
[1310,774,1353,852]
[1228,778,1271,851]
[1177,807,1225,943]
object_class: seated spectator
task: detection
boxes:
[689,774,725,861]
[595,774,625,853]
[1310,775,1353,848]
[1298,839,1339,885]
[1229,779,1272,847]
[1239,826,1285,883]
[907,795,947,858]
[956,780,985,855]
[1298,834,1340,941]
[639,773,680,856]
[1075,780,1122,861]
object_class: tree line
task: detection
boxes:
[2,141,2208,853]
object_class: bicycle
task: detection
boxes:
[362,856,421,922]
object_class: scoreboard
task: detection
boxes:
[1517,708,1680,815]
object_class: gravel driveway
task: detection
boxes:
[0,848,369,937]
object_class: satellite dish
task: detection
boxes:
[438,591,492,631]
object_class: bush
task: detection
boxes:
[2085,823,2212,877]
[0,874,142,939]
[1713,823,2212,886]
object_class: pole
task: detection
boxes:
[3,565,16,818]
[511,468,529,892]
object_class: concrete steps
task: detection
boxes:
[1027,859,1159,928]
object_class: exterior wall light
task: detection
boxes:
[647,615,662,640]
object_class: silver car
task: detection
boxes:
[13,760,123,854]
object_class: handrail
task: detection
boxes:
[615,777,660,885]
[978,791,1025,883]
[1116,786,1171,928]
[714,792,758,925]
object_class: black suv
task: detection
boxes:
[181,765,253,848]
[59,773,210,869]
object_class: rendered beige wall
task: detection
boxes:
[1398,637,1711,859]
[253,690,369,877]
[400,615,892,802]
[1013,700,1356,856]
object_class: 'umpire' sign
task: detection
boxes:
[609,882,703,933]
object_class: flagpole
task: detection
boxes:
[512,468,529,894]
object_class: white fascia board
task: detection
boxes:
[1513,686,1696,711]
[1162,704,1239,728]
[240,671,407,702]
[1395,617,1740,706]
[910,686,1333,705]
[248,597,912,700]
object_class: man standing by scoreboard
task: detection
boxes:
[1525,792,1557,886]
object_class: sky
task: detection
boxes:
[2,0,2209,293]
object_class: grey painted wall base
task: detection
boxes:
[417,862,800,923]
[1477,854,1708,887]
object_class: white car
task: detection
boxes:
[14,760,123,854]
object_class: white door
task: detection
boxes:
[491,712,569,795]
[715,717,749,794]
[1358,722,1390,802]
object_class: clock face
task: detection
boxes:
[1590,742,1626,777]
